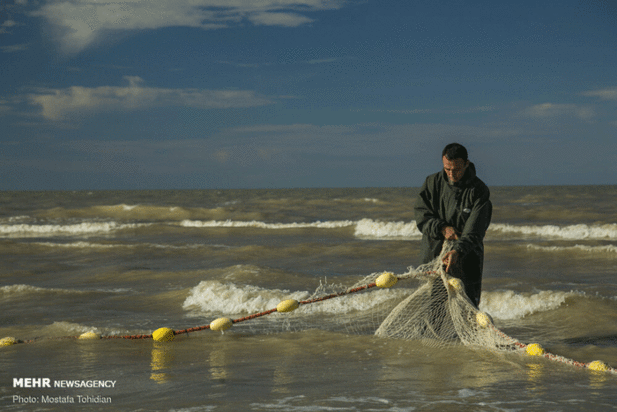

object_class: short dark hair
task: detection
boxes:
[442,143,468,161]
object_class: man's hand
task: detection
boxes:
[442,226,459,240]
[442,250,458,272]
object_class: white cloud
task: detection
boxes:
[31,0,345,53]
[248,12,313,27]
[582,87,617,101]
[521,103,595,120]
[2,20,19,28]
[1,44,29,53]
[1,19,21,34]
[28,76,274,120]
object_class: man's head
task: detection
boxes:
[441,143,469,184]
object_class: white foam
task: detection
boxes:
[180,278,588,327]
[183,281,311,315]
[1,284,82,296]
[33,241,228,250]
[7,216,30,222]
[182,281,407,316]
[180,220,355,229]
[0,222,147,237]
[1,284,129,296]
[490,223,617,240]
[181,218,420,240]
[354,219,422,239]
[42,321,101,336]
[35,241,119,249]
[479,290,580,320]
[179,219,617,242]
[526,244,617,254]
[333,197,381,203]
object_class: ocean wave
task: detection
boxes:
[182,280,405,317]
[1,284,85,297]
[356,220,617,240]
[333,197,381,203]
[479,290,581,320]
[180,219,617,241]
[183,280,582,324]
[356,221,617,240]
[183,281,311,315]
[35,241,119,249]
[41,321,102,336]
[4,216,616,242]
[0,222,147,237]
[526,244,617,254]
[354,219,422,238]
[88,204,230,221]
[180,218,421,239]
[45,204,189,220]
[33,241,230,250]
[1,284,130,297]
[358,221,617,241]
[38,204,264,222]
[490,223,617,240]
[180,220,355,229]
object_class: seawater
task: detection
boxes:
[1,186,616,411]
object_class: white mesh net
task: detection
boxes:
[231,241,524,354]
[365,241,521,352]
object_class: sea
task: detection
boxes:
[1,186,616,411]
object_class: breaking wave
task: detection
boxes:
[0,222,147,237]
[182,281,577,322]
[479,290,581,320]
[490,223,617,240]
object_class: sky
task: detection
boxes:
[1,0,616,191]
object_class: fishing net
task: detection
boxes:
[372,241,520,351]
[227,241,522,354]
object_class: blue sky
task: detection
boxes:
[1,0,616,190]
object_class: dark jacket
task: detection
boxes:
[414,162,492,305]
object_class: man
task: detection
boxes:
[414,143,492,307]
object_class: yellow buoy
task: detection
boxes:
[526,343,545,356]
[447,277,463,292]
[78,331,100,340]
[152,327,175,342]
[476,312,493,328]
[0,337,17,347]
[277,299,300,312]
[588,360,609,372]
[210,317,233,332]
[376,272,398,288]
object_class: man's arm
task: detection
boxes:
[414,178,447,239]
[453,188,492,257]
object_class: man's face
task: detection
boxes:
[442,156,469,184]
